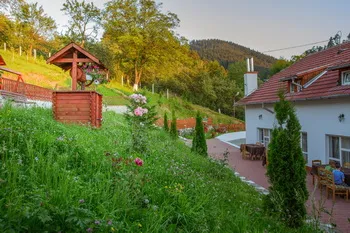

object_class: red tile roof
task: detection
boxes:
[238,41,350,105]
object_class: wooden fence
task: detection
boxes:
[0,77,52,101]
[156,117,245,132]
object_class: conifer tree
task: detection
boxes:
[163,112,169,132]
[191,112,208,156]
[264,91,308,228]
[170,110,178,139]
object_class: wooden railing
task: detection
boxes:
[0,77,52,101]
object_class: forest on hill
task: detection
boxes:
[0,0,279,119]
[190,39,276,69]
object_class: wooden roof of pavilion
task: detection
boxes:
[46,42,107,71]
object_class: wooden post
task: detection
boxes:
[33,49,37,59]
[167,89,169,99]
[121,76,124,86]
[72,50,78,90]
[49,52,51,58]
[4,43,6,51]
[152,83,154,94]
[218,108,221,114]
[19,46,22,56]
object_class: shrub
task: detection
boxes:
[170,110,178,139]
[163,112,169,132]
[125,93,158,152]
[191,112,208,156]
[264,91,308,228]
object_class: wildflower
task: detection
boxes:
[18,159,23,165]
[144,199,149,204]
[35,157,39,161]
[56,136,64,141]
[134,158,143,166]
[79,199,85,204]
[95,220,100,225]
[86,228,93,232]
[108,220,112,225]
[134,107,144,116]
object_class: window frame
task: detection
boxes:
[341,70,350,86]
[328,135,350,165]
[258,128,271,147]
[301,132,308,163]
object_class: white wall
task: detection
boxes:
[245,97,350,166]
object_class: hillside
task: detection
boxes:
[0,50,239,123]
[0,106,317,232]
[190,39,276,70]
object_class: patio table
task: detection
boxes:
[245,144,265,160]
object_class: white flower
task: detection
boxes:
[35,157,39,161]
[94,80,100,85]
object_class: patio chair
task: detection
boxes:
[312,160,322,185]
[325,170,349,201]
[240,144,251,160]
[344,162,350,169]
[317,167,329,194]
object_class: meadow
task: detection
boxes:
[0,104,318,232]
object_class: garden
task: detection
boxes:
[0,95,318,232]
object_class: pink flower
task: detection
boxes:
[142,108,148,114]
[134,158,143,166]
[134,107,144,116]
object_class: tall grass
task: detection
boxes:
[0,105,318,232]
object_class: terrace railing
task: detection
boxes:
[0,77,52,102]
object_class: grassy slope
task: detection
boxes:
[0,50,239,123]
[0,106,316,232]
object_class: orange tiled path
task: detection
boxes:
[207,138,350,233]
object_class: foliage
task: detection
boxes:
[163,112,169,132]
[124,93,158,152]
[0,105,318,232]
[191,112,208,156]
[269,58,292,77]
[170,110,178,139]
[102,0,181,89]
[264,91,308,228]
[190,39,276,70]
[61,0,101,46]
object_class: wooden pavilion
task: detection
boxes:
[47,43,107,128]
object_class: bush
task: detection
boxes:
[125,93,158,152]
[264,91,308,228]
[170,110,178,139]
[191,112,208,156]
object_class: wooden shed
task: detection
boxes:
[52,91,102,127]
[47,43,107,128]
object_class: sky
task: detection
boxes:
[28,0,350,59]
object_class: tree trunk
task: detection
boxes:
[133,66,143,91]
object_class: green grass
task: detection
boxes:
[0,49,70,88]
[0,105,318,233]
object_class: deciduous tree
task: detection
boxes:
[103,0,180,91]
[61,0,101,46]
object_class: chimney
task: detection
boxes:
[244,57,258,96]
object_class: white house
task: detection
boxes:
[237,42,350,167]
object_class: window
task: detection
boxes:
[289,82,294,93]
[301,132,308,163]
[296,80,302,92]
[328,135,350,165]
[258,128,271,147]
[342,71,350,85]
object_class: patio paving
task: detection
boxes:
[207,138,350,233]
